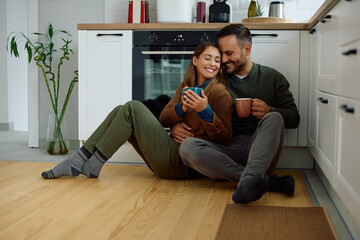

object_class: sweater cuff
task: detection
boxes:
[175,103,186,118]
[197,104,214,122]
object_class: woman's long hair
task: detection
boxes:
[183,41,225,96]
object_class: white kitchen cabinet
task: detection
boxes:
[308,31,318,154]
[307,1,360,236]
[339,39,360,101]
[315,91,337,187]
[336,97,360,233]
[251,30,300,146]
[78,30,133,140]
[339,0,360,46]
[316,5,340,95]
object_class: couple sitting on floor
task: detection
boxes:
[42,24,299,204]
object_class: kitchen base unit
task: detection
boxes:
[78,30,133,141]
[335,97,360,238]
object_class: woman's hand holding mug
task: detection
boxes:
[183,89,208,112]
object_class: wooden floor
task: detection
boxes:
[0,161,312,240]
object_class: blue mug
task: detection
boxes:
[181,87,202,96]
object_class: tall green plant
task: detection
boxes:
[6,23,78,154]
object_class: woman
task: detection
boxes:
[41,41,233,180]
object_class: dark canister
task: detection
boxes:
[209,0,230,23]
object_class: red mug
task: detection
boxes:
[235,98,252,118]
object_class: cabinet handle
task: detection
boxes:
[309,29,316,34]
[251,34,278,38]
[317,97,328,104]
[342,49,357,56]
[96,33,124,37]
[340,104,355,114]
[321,15,332,23]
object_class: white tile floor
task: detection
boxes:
[0,130,354,239]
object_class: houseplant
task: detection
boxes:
[6,23,78,155]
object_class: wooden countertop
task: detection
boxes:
[78,0,339,31]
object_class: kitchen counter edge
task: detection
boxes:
[77,0,339,31]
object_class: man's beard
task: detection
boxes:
[225,60,246,75]
[225,51,247,75]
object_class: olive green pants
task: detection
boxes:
[83,100,195,179]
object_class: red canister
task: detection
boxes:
[128,1,133,23]
[196,1,206,23]
[128,0,149,23]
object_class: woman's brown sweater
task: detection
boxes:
[159,80,233,146]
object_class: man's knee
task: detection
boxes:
[179,138,206,167]
[179,137,198,160]
[264,112,283,123]
[262,112,284,131]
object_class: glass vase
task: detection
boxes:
[46,113,69,155]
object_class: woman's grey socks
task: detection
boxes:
[81,151,107,178]
[41,147,91,179]
[41,147,108,179]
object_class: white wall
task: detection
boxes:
[38,0,104,142]
[0,0,9,126]
[105,0,326,23]
[5,0,28,131]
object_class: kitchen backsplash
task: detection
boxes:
[105,0,325,23]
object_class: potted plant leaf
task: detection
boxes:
[6,23,78,155]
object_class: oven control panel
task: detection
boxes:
[148,33,159,45]
[133,31,218,46]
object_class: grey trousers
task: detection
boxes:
[179,112,285,182]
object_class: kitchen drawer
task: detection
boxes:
[251,30,293,42]
[339,39,360,100]
[316,91,337,186]
[339,0,360,46]
[336,97,360,230]
[316,17,339,95]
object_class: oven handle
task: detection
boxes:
[141,51,194,55]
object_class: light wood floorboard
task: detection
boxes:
[0,161,312,240]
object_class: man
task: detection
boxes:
[171,24,300,203]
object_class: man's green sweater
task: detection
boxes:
[226,62,300,136]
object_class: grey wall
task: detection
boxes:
[1,0,28,131]
[0,0,9,126]
[38,0,104,142]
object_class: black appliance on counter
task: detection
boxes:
[209,0,230,23]
[132,31,218,102]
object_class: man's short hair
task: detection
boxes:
[216,24,252,47]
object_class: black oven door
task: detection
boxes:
[132,46,195,101]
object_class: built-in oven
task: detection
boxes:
[132,30,218,101]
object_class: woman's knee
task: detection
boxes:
[120,100,150,118]
[123,100,143,110]
[112,105,122,113]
